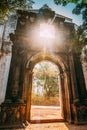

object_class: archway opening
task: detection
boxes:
[30,61,64,122]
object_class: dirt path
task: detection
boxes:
[31,105,63,120]
[30,123,87,130]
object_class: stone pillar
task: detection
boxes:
[59,74,65,119]
[4,40,27,103]
[0,42,27,128]
[26,69,33,121]
[5,44,21,102]
[65,71,72,123]
[69,52,80,104]
[74,53,86,100]
[69,52,87,124]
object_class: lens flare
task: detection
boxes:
[39,23,55,39]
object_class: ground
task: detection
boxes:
[4,123,87,130]
[31,105,62,120]
[28,123,87,130]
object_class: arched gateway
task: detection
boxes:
[0,5,87,128]
[25,52,71,122]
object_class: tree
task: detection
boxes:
[54,0,87,19]
[54,0,87,52]
[43,75,58,97]
[71,25,87,52]
[33,62,59,97]
[0,0,34,22]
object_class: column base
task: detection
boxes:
[0,102,27,128]
[0,124,25,129]
[71,102,87,125]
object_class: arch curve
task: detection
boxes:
[25,51,71,123]
[26,51,68,73]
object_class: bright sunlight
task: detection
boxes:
[39,23,55,39]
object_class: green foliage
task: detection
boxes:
[33,62,59,97]
[0,0,34,22]
[54,0,79,6]
[44,75,59,97]
[72,26,87,52]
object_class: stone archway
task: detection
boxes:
[0,6,87,129]
[24,52,71,123]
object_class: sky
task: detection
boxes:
[33,0,83,26]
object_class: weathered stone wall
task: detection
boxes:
[81,46,87,90]
[0,24,4,49]
[0,15,17,105]
[3,15,17,42]
[82,62,87,90]
[0,53,11,104]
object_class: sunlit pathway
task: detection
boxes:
[30,105,63,120]
[5,123,87,130]
[30,123,87,130]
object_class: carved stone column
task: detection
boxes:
[74,53,86,100]
[59,74,66,119]
[5,43,21,102]
[0,42,27,128]
[69,52,80,105]
[69,52,87,124]
[26,69,33,121]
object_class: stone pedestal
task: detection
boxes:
[71,99,87,124]
[0,102,26,128]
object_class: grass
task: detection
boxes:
[31,94,60,106]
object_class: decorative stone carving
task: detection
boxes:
[71,102,87,124]
[0,103,26,128]
[3,41,13,53]
[77,106,87,122]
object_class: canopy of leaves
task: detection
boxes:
[0,0,34,22]
[71,25,87,52]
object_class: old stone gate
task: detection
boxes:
[0,5,87,128]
